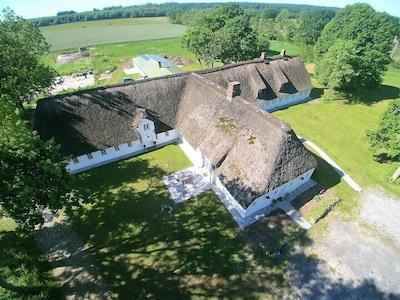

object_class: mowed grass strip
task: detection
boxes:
[69,144,290,299]
[41,17,186,52]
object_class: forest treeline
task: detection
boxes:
[29,2,338,27]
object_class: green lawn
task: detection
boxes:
[68,144,290,299]
[269,40,300,56]
[273,66,400,206]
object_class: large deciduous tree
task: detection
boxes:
[181,3,268,67]
[314,3,398,92]
[366,99,400,162]
[1,10,77,230]
[294,9,336,46]
[0,99,77,230]
[1,8,56,111]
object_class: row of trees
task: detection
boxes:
[181,3,336,67]
[30,2,336,28]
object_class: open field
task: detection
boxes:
[41,17,186,52]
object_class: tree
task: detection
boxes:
[294,9,336,46]
[366,99,400,162]
[218,13,259,64]
[0,10,78,230]
[315,4,398,92]
[181,26,218,68]
[181,3,268,66]
[0,98,78,230]
[316,40,360,90]
[0,8,56,111]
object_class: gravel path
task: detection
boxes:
[287,188,400,299]
[359,187,400,246]
[34,213,113,300]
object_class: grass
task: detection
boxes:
[41,38,201,86]
[269,40,300,56]
[273,65,400,215]
[40,17,186,52]
[68,144,291,299]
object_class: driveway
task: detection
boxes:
[286,188,400,299]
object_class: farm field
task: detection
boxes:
[40,17,186,52]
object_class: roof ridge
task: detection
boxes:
[189,72,226,94]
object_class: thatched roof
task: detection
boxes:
[176,73,316,208]
[34,56,316,208]
[35,74,189,156]
[198,56,312,102]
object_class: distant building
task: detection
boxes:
[132,54,183,78]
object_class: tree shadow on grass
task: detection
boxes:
[346,84,399,105]
[310,87,325,99]
[68,156,289,298]
[66,151,398,299]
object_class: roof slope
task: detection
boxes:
[176,73,317,208]
[35,74,189,156]
[199,56,313,101]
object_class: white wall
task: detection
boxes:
[177,134,204,167]
[67,129,179,174]
[259,90,312,112]
[214,176,246,217]
[137,119,156,148]
[243,168,315,217]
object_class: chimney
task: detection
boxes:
[280,49,286,57]
[260,52,267,60]
[226,81,241,100]
[158,61,162,68]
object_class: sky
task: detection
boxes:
[1,0,399,19]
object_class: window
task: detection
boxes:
[143,123,150,130]
[101,149,107,155]
[87,153,93,159]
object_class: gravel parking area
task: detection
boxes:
[287,188,400,299]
